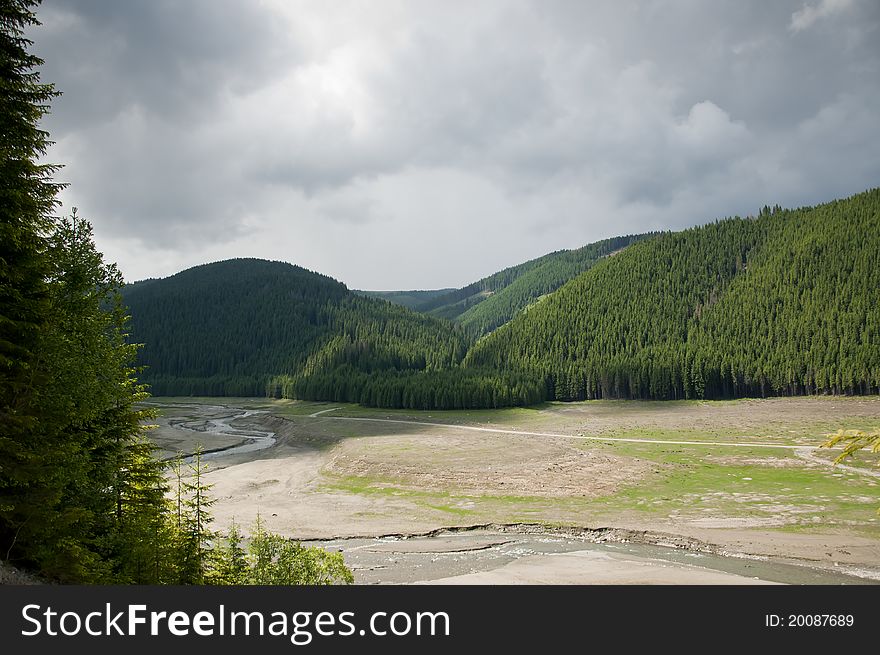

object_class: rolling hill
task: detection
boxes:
[454,234,654,336]
[360,233,654,337]
[122,258,470,396]
[355,288,455,310]
[412,234,654,337]
[466,188,880,400]
[124,188,880,408]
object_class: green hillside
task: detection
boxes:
[411,253,566,319]
[466,188,880,400]
[456,234,653,336]
[371,233,652,336]
[124,189,880,408]
[123,258,469,396]
[356,288,455,310]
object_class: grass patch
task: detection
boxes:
[596,423,880,447]
[587,438,880,527]
[329,404,548,424]
[318,472,595,519]
[420,503,475,516]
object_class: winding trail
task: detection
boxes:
[315,415,808,449]
[308,413,878,478]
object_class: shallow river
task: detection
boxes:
[151,401,879,585]
[308,531,877,585]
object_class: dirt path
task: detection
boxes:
[794,446,880,478]
[317,414,819,450]
[308,407,341,418]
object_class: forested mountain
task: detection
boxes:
[125,189,879,408]
[356,288,455,310]
[466,189,880,400]
[455,234,654,336]
[366,234,652,337]
[123,258,471,397]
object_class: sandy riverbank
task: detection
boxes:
[147,397,880,584]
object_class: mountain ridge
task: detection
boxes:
[123,188,880,407]
[467,188,880,400]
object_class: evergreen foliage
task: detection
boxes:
[400,234,652,332]
[123,258,471,397]
[270,366,545,410]
[104,446,355,586]
[822,428,880,514]
[822,428,880,465]
[0,0,168,580]
[456,234,654,337]
[125,191,879,409]
[165,452,353,586]
[0,1,351,584]
[0,0,61,562]
[467,190,880,401]
[356,288,455,309]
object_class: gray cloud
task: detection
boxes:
[28,0,880,288]
[37,0,288,129]
[790,0,855,32]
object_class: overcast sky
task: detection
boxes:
[29,0,880,289]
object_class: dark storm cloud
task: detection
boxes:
[26,0,880,287]
[33,0,295,244]
[37,0,288,129]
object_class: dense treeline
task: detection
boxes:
[467,190,880,400]
[123,259,348,395]
[0,0,351,584]
[0,0,173,580]
[123,259,470,396]
[270,366,545,410]
[395,234,652,330]
[126,258,565,409]
[457,234,654,337]
[126,189,880,410]
[356,287,454,309]
[413,252,561,317]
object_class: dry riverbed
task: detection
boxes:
[146,396,880,584]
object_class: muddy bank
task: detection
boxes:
[308,526,875,585]
[144,402,276,461]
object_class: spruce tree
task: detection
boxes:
[177,446,216,583]
[0,0,64,568]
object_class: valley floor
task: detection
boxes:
[144,396,880,584]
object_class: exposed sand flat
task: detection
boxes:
[145,397,880,584]
[425,549,779,585]
[323,431,657,498]
[655,525,880,571]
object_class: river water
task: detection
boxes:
[309,530,879,585]
[155,404,277,462]
[149,401,879,585]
